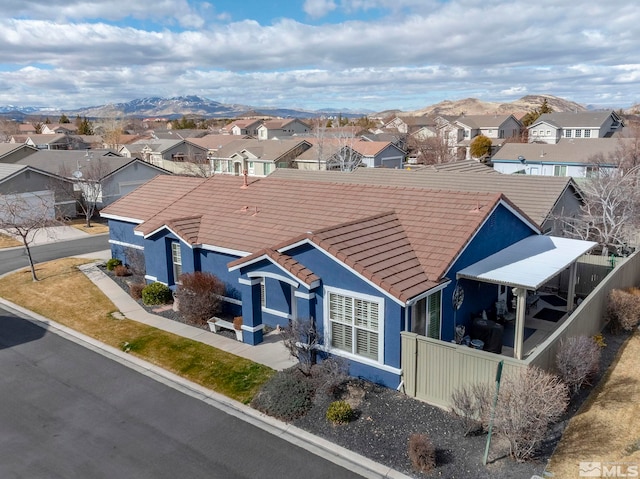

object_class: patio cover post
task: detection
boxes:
[512,287,527,360]
[566,262,578,312]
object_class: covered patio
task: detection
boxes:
[456,235,597,359]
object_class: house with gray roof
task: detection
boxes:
[120,138,209,174]
[528,110,624,144]
[492,138,622,177]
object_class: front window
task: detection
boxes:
[248,161,255,175]
[411,291,441,339]
[565,129,572,138]
[575,129,582,138]
[584,129,591,138]
[327,289,381,361]
[171,242,182,283]
[264,162,272,175]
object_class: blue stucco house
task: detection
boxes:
[100,174,591,388]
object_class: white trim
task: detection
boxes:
[200,243,250,257]
[324,285,385,364]
[219,295,242,306]
[294,291,316,299]
[241,323,265,333]
[443,199,540,279]
[144,274,158,282]
[238,277,261,286]
[406,280,451,306]
[261,307,291,320]
[317,345,402,375]
[247,271,299,288]
[280,238,405,306]
[229,252,319,288]
[108,239,144,250]
[100,213,143,224]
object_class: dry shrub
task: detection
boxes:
[496,367,569,461]
[408,433,436,473]
[450,366,569,462]
[129,282,145,300]
[174,271,225,325]
[607,288,640,332]
[556,336,601,395]
[280,317,322,376]
[451,382,493,435]
[113,264,130,277]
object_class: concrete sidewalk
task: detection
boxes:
[1,225,91,246]
[78,259,297,371]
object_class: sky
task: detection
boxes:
[0,0,639,112]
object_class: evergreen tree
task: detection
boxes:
[59,114,70,124]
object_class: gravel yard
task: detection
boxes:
[104,266,629,479]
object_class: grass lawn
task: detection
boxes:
[0,258,274,403]
[0,232,21,248]
[67,218,110,235]
[546,331,640,477]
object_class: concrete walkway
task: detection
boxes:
[1,225,91,246]
[78,256,297,371]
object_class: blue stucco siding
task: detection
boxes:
[439,203,537,341]
[107,219,144,262]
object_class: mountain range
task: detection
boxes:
[0,94,626,121]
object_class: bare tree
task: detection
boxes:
[407,133,455,165]
[178,143,213,177]
[280,317,322,375]
[0,192,60,281]
[58,157,112,227]
[560,157,640,255]
[95,108,126,151]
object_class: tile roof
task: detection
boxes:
[102,175,522,302]
[534,111,618,129]
[213,138,311,160]
[455,114,516,129]
[493,138,624,165]
[229,248,320,288]
[269,166,570,227]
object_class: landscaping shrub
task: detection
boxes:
[250,369,315,421]
[450,382,493,436]
[407,433,436,473]
[141,282,172,305]
[607,288,640,332]
[326,400,353,425]
[556,336,601,395]
[494,367,569,462]
[113,264,130,277]
[280,317,322,376]
[106,258,122,271]
[129,282,145,300]
[451,366,569,462]
[174,271,225,325]
[310,357,349,397]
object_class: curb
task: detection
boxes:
[0,297,412,479]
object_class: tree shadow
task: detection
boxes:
[0,312,47,349]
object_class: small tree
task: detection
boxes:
[0,192,60,281]
[174,271,225,325]
[280,317,322,375]
[59,114,70,124]
[470,135,492,159]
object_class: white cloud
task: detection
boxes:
[303,0,337,18]
[0,0,639,110]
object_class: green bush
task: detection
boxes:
[141,282,173,305]
[106,258,122,271]
[326,400,353,425]
[250,369,314,421]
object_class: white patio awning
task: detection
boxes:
[456,235,597,290]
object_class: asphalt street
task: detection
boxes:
[0,234,110,276]
[0,306,365,479]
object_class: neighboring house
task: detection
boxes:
[256,119,311,140]
[211,139,312,176]
[20,134,71,150]
[450,114,523,159]
[491,138,622,177]
[12,149,172,208]
[528,110,624,144]
[270,164,583,236]
[120,139,209,174]
[0,143,38,163]
[41,123,79,135]
[188,134,253,158]
[101,174,593,388]
[294,139,405,170]
[381,115,434,135]
[0,164,76,219]
[149,129,209,140]
[224,119,264,136]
